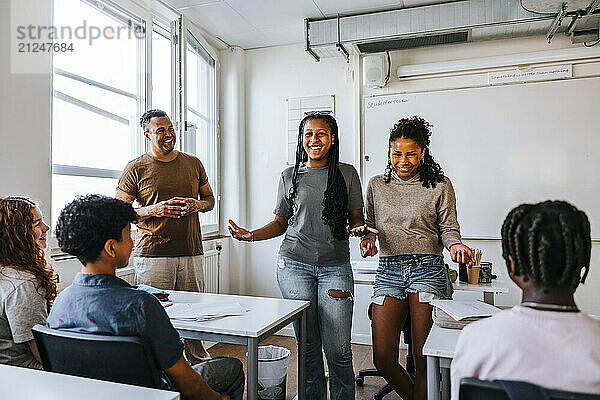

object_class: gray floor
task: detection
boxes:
[208,335,406,400]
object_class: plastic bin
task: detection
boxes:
[248,345,291,400]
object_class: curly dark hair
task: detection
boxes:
[0,197,58,304]
[384,116,445,188]
[289,113,349,240]
[56,195,139,265]
[501,200,591,293]
[140,109,168,132]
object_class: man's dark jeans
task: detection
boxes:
[192,356,245,400]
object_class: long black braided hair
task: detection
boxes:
[384,116,445,188]
[288,113,349,240]
[501,200,591,293]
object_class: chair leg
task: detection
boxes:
[406,342,416,381]
[374,383,394,400]
[356,370,395,399]
[356,368,382,386]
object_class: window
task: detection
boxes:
[51,0,145,228]
[185,30,218,232]
[152,24,172,115]
[51,2,219,234]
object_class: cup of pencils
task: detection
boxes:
[468,249,482,285]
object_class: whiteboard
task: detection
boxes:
[363,77,600,239]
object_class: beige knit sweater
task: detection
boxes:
[363,172,462,257]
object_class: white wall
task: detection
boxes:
[219,47,248,295]
[0,0,52,219]
[236,35,600,315]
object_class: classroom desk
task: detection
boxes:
[422,324,461,400]
[166,291,310,400]
[452,280,508,305]
[0,364,179,399]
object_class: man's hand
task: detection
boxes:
[219,394,230,400]
[170,197,211,217]
[360,239,378,258]
[151,198,188,218]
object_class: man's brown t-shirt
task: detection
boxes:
[118,152,208,257]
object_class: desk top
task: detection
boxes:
[0,364,179,400]
[422,324,462,359]
[167,291,310,338]
[452,280,509,294]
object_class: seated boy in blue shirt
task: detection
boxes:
[48,194,243,400]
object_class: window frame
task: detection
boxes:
[52,0,147,173]
[181,19,220,235]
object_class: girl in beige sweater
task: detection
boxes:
[361,116,472,400]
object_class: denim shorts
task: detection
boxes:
[371,254,453,304]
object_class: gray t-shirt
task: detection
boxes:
[0,266,47,369]
[274,162,364,266]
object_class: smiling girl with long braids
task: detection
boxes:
[361,116,472,400]
[229,113,369,399]
[0,197,58,369]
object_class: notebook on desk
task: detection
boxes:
[430,300,501,329]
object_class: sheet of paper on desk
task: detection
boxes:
[166,302,249,322]
[430,300,501,321]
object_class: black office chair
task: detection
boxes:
[459,378,600,400]
[32,324,172,390]
[355,305,415,400]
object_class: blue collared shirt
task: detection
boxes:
[47,273,183,370]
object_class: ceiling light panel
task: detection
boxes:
[183,2,254,35]
[402,0,457,8]
[224,0,323,28]
[165,0,221,9]
[313,0,402,16]
[220,25,304,49]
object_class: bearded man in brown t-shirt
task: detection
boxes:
[116,109,214,364]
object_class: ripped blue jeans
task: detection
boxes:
[277,256,355,400]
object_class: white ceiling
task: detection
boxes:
[163,0,456,49]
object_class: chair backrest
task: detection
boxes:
[460,378,600,400]
[32,324,168,390]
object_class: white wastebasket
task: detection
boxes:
[249,345,290,400]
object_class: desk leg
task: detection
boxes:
[441,366,450,400]
[483,291,494,305]
[427,356,440,400]
[298,310,306,400]
[247,337,258,400]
